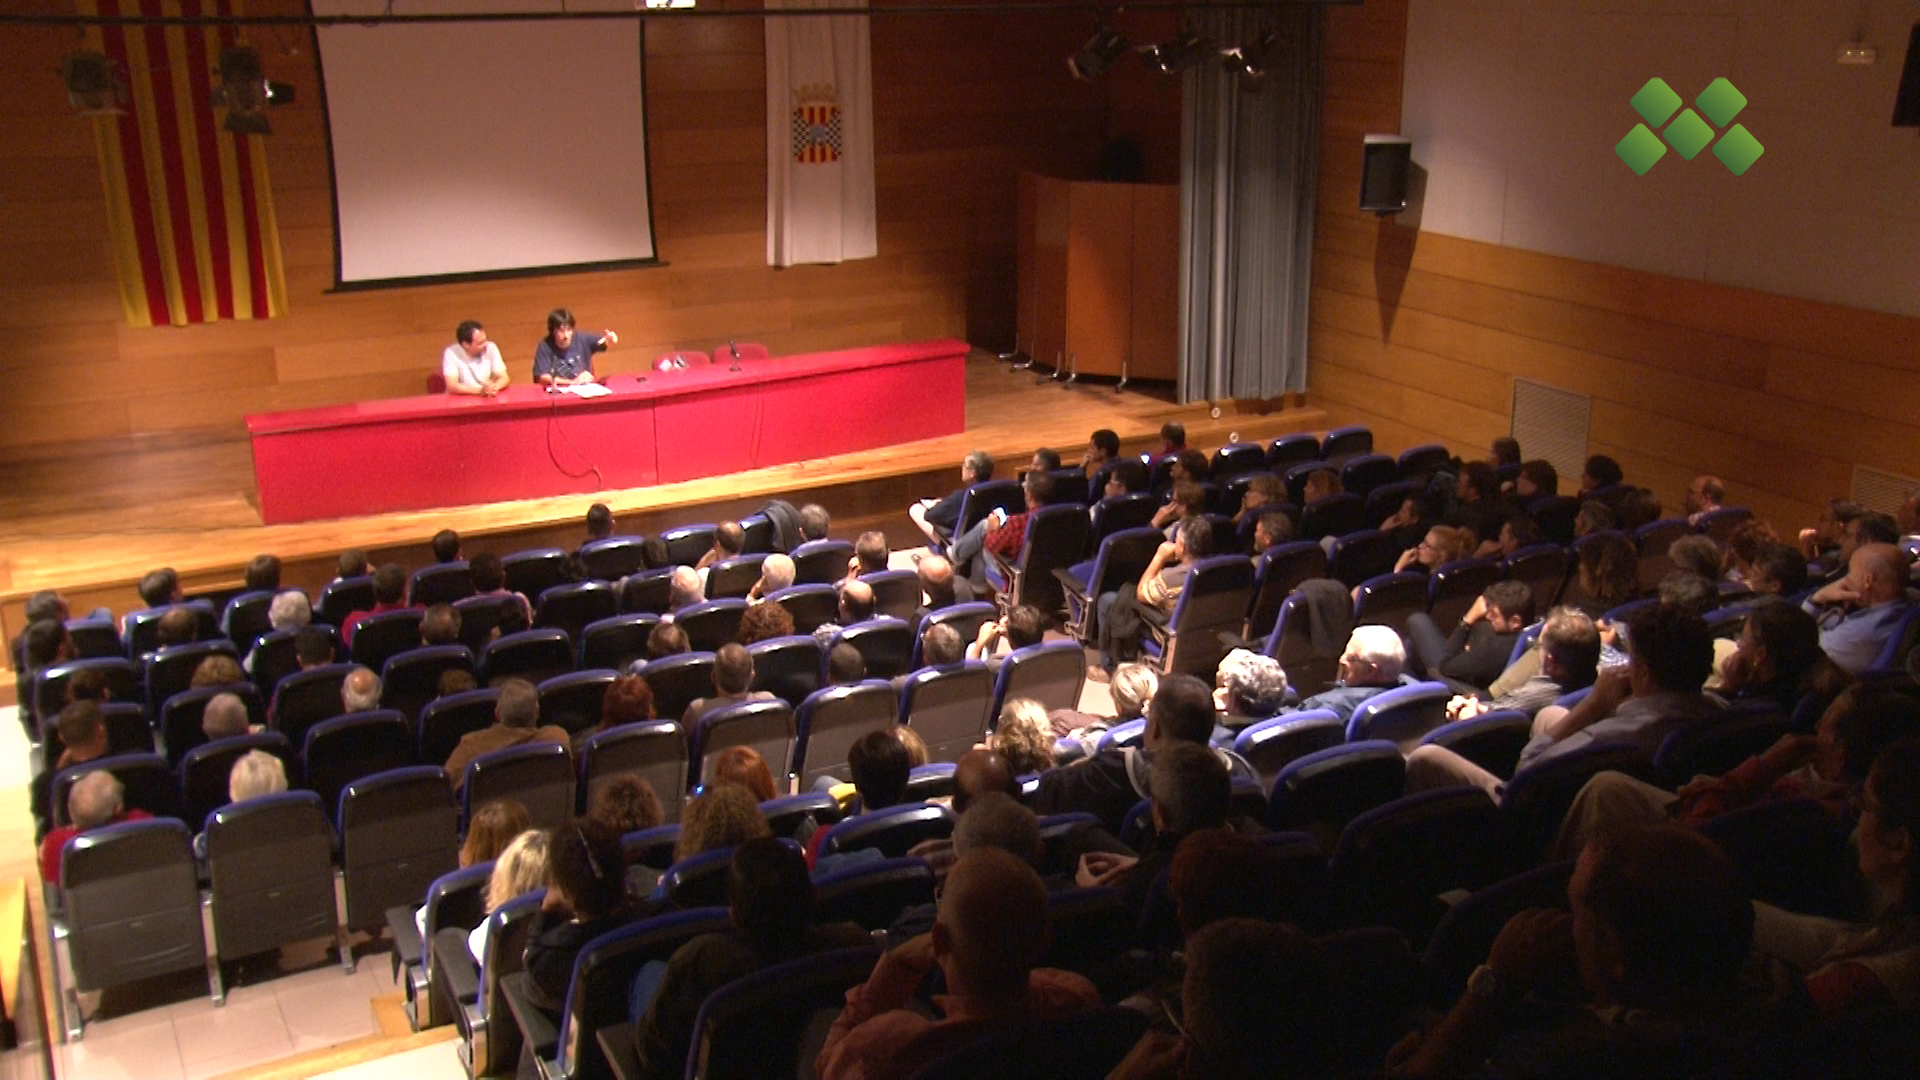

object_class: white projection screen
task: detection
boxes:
[312,1,657,286]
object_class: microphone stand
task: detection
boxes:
[728,338,742,372]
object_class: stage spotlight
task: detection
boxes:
[1221,28,1282,89]
[1069,25,1129,81]
[61,50,127,115]
[210,45,271,134]
[1142,28,1215,74]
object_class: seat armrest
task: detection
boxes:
[388,904,424,972]
[500,972,560,1062]
[597,1023,642,1080]
[432,927,481,1005]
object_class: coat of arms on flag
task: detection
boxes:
[790,84,843,164]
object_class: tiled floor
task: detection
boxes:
[314,1041,467,1080]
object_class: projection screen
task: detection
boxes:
[312,1,657,287]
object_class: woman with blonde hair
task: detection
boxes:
[988,698,1056,776]
[227,750,287,803]
[468,828,550,962]
[1393,524,1476,575]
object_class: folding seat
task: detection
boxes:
[1320,425,1374,462]
[1328,787,1518,941]
[817,802,954,859]
[1264,592,1340,700]
[615,567,675,615]
[538,669,618,735]
[1416,710,1534,782]
[984,505,1091,618]
[675,599,748,652]
[788,538,854,586]
[317,576,375,630]
[1287,462,1328,508]
[249,625,339,699]
[123,600,219,658]
[900,662,995,764]
[1339,452,1397,498]
[1096,718,1147,752]
[388,861,491,1031]
[1350,571,1428,639]
[1327,527,1397,587]
[657,849,745,909]
[443,890,543,1078]
[704,554,767,601]
[1209,441,1268,481]
[159,683,265,767]
[49,819,214,1039]
[64,617,124,660]
[32,657,139,727]
[990,641,1088,720]
[639,652,717,728]
[305,711,414,819]
[145,639,239,713]
[1427,557,1504,634]
[812,858,936,930]
[1055,526,1162,644]
[748,635,824,709]
[505,908,733,1080]
[621,824,681,871]
[1344,680,1453,747]
[463,742,575,830]
[481,628,575,686]
[449,593,515,654]
[418,687,500,766]
[673,946,883,1080]
[1697,798,1863,921]
[1653,704,1791,787]
[1397,443,1451,484]
[1633,517,1693,593]
[576,536,649,582]
[350,608,427,672]
[1038,885,1135,974]
[1233,710,1345,790]
[691,700,797,790]
[221,589,276,651]
[204,791,351,1000]
[339,766,460,931]
[912,602,996,664]
[1363,479,1422,531]
[859,569,920,622]
[1266,741,1406,837]
[381,644,476,723]
[1140,555,1255,678]
[95,702,154,757]
[1267,432,1321,470]
[933,479,1024,555]
[761,791,840,837]
[659,524,717,567]
[739,513,775,554]
[764,584,838,635]
[829,617,914,680]
[1038,467,1089,506]
[1503,543,1570,614]
[1527,496,1581,547]
[50,753,179,827]
[1088,492,1156,549]
[578,613,658,671]
[1421,860,1574,1005]
[1695,506,1754,544]
[579,720,687,821]
[903,762,957,802]
[1866,605,1920,675]
[794,682,898,791]
[412,561,476,606]
[502,548,571,599]
[535,581,618,645]
[1500,743,1655,860]
[178,732,293,833]
[911,1007,1149,1080]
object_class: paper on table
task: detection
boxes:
[561,383,612,398]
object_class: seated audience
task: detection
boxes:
[523,819,633,1011]
[850,530,890,578]
[191,653,245,689]
[682,643,777,728]
[1083,428,1120,481]
[573,674,654,752]
[816,848,1101,1080]
[342,563,415,646]
[1713,601,1842,710]
[826,642,867,685]
[137,566,183,610]
[950,472,1052,587]
[584,502,615,546]
[666,567,703,613]
[1800,498,1864,565]
[466,828,548,963]
[228,749,287,802]
[1802,542,1915,675]
[1514,459,1557,501]
[1493,513,1543,557]
[461,799,532,868]
[468,551,533,623]
[431,529,461,564]
[709,746,778,803]
[335,549,370,582]
[695,521,747,576]
[266,588,310,631]
[1745,542,1811,600]
[747,553,795,601]
[913,554,973,620]
[910,450,994,547]
[1577,453,1624,496]
[439,669,478,698]
[1212,648,1290,727]
[1150,479,1209,536]
[155,606,198,649]
[39,770,153,883]
[1280,625,1412,725]
[586,774,664,835]
[1234,473,1285,527]
[736,601,794,646]
[1573,499,1617,538]
[1404,581,1534,693]
[1560,531,1639,618]
[341,666,382,712]
[1102,457,1150,500]
[36,705,110,842]
[1452,461,1517,547]
[420,603,461,646]
[1075,741,1234,914]
[798,502,832,542]
[644,622,690,664]
[1380,492,1439,553]
[1094,516,1213,676]
[985,699,1056,777]
[201,691,254,741]
[1455,606,1603,721]
[966,603,1045,669]
[1685,473,1727,525]
[1667,534,1723,582]
[1158,422,1186,454]
[1393,524,1477,576]
[1721,519,1779,589]
[905,750,1022,879]
[674,784,772,863]
[443,678,571,793]
[1251,509,1294,555]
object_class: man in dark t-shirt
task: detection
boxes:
[533,306,617,387]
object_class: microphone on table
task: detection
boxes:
[729,339,742,372]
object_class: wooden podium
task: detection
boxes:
[1015,172,1180,386]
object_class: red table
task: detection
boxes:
[247,340,969,524]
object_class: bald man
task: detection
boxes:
[1802,542,1916,675]
[341,666,382,712]
[39,770,151,882]
[906,749,1019,879]
[839,579,875,624]
[914,554,974,622]
[817,849,1100,1080]
[1684,474,1726,525]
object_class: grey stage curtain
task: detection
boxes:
[1177,4,1322,404]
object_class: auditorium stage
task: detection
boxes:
[0,350,1325,691]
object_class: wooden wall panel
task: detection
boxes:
[0,1,1177,458]
[1309,0,1920,537]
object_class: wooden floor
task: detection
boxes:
[0,351,1326,680]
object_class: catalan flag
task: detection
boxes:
[79,0,287,328]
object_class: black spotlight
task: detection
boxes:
[211,45,271,134]
[1069,25,1129,81]
[1143,28,1215,74]
[1221,28,1282,89]
[61,50,127,115]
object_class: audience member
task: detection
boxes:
[1212,648,1290,724]
[585,502,615,545]
[32,702,110,840]
[1075,741,1233,914]
[466,828,548,962]
[1561,530,1638,617]
[1685,474,1727,525]
[1392,523,1478,577]
[39,770,152,883]
[1802,542,1915,675]
[798,503,832,542]
[243,554,282,593]
[155,606,198,649]
[201,692,253,741]
[966,603,1045,669]
[1578,453,1624,495]
[674,784,771,862]
[1452,461,1515,546]
[736,601,794,646]
[341,666,382,713]
[443,678,570,793]
[228,749,288,802]
[1158,422,1186,454]
[1454,606,1602,721]
[137,566,182,609]
[837,578,876,625]
[420,603,461,646]
[573,674,654,752]
[913,553,973,619]
[431,529,461,564]
[904,750,1022,879]
[950,472,1051,586]
[342,563,414,646]
[911,451,994,547]
[1252,509,1294,555]
[1514,459,1557,500]
[523,819,631,1010]
[1094,515,1212,676]
[644,622,690,663]
[682,644,777,728]
[335,549,370,582]
[747,553,795,601]
[292,625,334,671]
[826,642,867,684]
[266,589,311,634]
[1033,673,1245,833]
[461,799,532,867]
[1083,428,1120,480]
[1572,498,1617,538]
[468,551,533,623]
[586,774,664,835]
[1103,457,1150,499]
[709,746,778,803]
[1280,625,1411,725]
[1799,498,1863,564]
[1713,601,1841,710]
[986,699,1055,777]
[666,567,703,613]
[1150,479,1209,535]
[190,653,244,689]
[438,669,477,697]
[695,521,747,577]
[1404,581,1534,692]
[916,623,965,670]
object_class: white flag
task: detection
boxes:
[765,0,877,267]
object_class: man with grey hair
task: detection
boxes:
[228,749,288,802]
[920,624,964,667]
[748,553,796,602]
[268,589,311,631]
[909,450,994,547]
[442,677,570,792]
[341,666,382,713]
[1214,649,1290,720]
[666,566,704,614]
[798,503,832,542]
[39,770,150,883]
[201,691,254,741]
[1278,625,1410,725]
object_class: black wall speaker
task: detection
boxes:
[1896,21,1920,127]
[1360,135,1413,214]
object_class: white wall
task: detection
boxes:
[1401,0,1920,317]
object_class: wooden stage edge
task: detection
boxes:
[0,351,1328,676]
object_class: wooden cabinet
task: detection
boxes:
[1015,172,1180,383]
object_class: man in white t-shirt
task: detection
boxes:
[442,320,510,396]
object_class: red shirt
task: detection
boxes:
[40,809,154,883]
[984,511,1032,560]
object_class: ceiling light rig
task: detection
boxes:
[61,49,127,115]
[1141,27,1214,74]
[1069,23,1129,81]
[1067,14,1282,89]
[208,45,294,134]
[1220,26,1280,89]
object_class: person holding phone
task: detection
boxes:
[948,471,1053,589]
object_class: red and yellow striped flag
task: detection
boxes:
[79,0,287,328]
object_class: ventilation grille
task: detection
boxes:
[1851,465,1920,515]
[1510,379,1591,489]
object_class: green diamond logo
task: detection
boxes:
[1695,77,1747,127]
[1661,108,1715,159]
[1713,123,1764,174]
[1630,77,1683,126]
[1616,124,1667,175]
